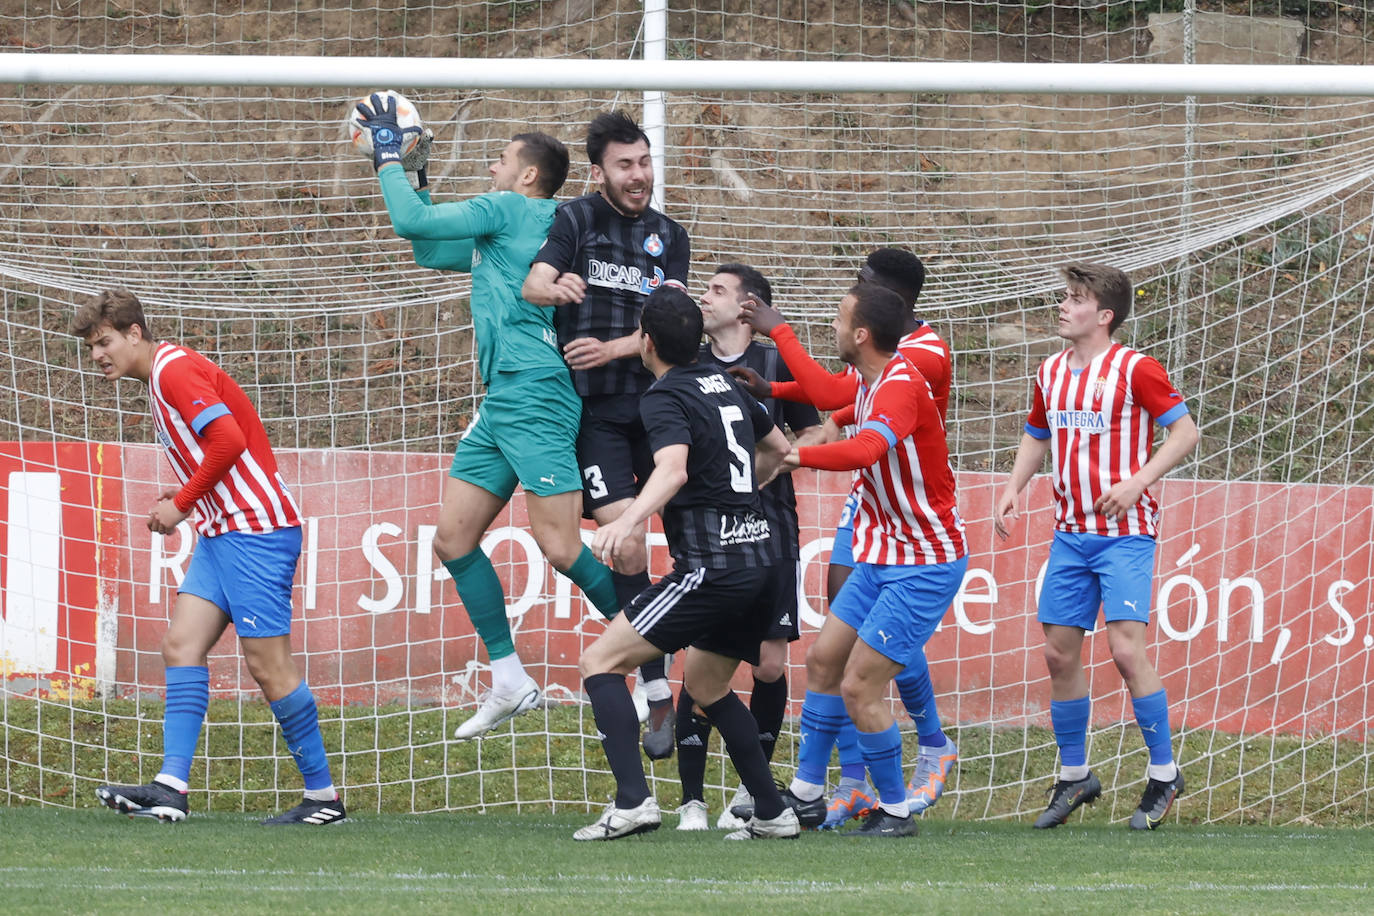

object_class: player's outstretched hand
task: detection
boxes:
[354,92,419,170]
[738,294,786,335]
[727,365,771,400]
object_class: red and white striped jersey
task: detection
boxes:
[148,342,302,537]
[1026,342,1190,538]
[896,322,951,425]
[849,354,965,565]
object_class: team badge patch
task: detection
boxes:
[643,233,664,256]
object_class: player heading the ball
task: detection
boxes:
[77,288,344,826]
[352,92,622,739]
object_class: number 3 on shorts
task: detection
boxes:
[583,464,608,499]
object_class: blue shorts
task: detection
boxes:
[1038,531,1156,630]
[829,491,860,570]
[830,556,967,664]
[179,526,302,638]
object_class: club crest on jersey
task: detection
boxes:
[643,233,664,256]
[1092,375,1108,401]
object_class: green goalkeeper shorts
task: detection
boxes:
[450,367,583,499]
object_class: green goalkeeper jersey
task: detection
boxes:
[377,166,565,387]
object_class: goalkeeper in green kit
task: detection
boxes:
[354,93,620,737]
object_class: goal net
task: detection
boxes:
[2,1,1371,825]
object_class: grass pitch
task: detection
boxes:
[2,806,1372,915]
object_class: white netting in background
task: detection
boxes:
[2,1,1371,824]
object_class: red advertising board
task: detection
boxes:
[3,442,1371,737]
[0,442,117,697]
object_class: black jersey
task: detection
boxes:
[639,363,777,569]
[534,192,690,398]
[698,341,820,561]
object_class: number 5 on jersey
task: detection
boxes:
[718,405,753,494]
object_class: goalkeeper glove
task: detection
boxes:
[354,92,417,171]
[401,128,434,190]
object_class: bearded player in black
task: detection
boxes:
[523,111,690,758]
[573,287,799,841]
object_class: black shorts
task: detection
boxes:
[627,565,779,666]
[763,560,802,642]
[577,394,653,514]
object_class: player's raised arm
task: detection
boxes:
[739,295,858,409]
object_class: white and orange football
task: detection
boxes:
[346,90,424,157]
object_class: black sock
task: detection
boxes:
[611,570,651,612]
[639,654,667,684]
[675,688,712,805]
[703,691,783,821]
[750,673,787,763]
[583,673,649,809]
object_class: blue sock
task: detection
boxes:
[836,719,866,780]
[857,722,906,808]
[159,665,209,784]
[269,682,333,793]
[1131,688,1175,767]
[796,691,847,786]
[1050,695,1092,768]
[895,653,945,747]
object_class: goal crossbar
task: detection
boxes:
[4,54,1374,97]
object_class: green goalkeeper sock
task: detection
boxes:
[443,548,514,659]
[565,545,620,619]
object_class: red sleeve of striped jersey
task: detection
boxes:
[1026,377,1049,430]
[798,374,925,469]
[157,350,228,433]
[172,413,248,513]
[1130,355,1187,419]
[797,428,892,470]
[830,403,855,427]
[766,324,857,410]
